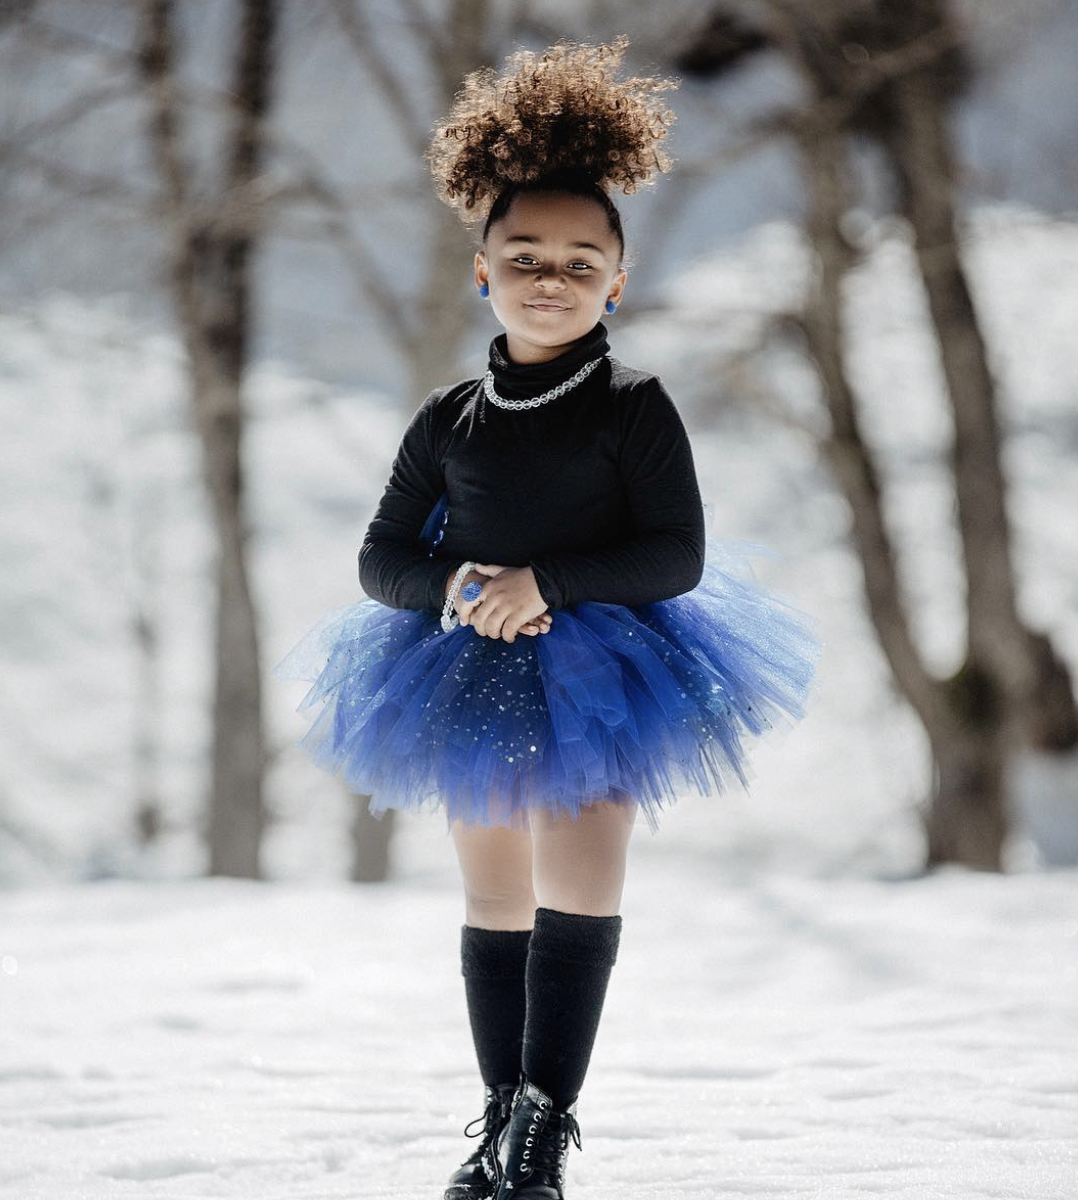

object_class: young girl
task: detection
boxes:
[274,36,822,1200]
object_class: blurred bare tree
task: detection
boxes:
[136,0,278,877]
[0,1,281,877]
[672,0,1078,871]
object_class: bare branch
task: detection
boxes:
[14,11,141,72]
[260,137,417,355]
[6,3,427,359]
[329,0,429,158]
[217,0,278,246]
[137,0,190,213]
[3,147,154,213]
[0,77,138,166]
[395,0,449,59]
[672,6,971,180]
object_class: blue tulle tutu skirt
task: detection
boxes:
[273,534,824,833]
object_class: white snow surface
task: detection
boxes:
[1,865,1076,1198]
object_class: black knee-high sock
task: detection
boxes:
[522,906,622,1111]
[460,925,533,1088]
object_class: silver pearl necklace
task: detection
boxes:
[484,355,606,411]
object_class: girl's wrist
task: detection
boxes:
[441,561,477,631]
[445,565,479,599]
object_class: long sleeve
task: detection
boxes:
[527,377,706,609]
[358,389,462,613]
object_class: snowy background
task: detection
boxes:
[3,204,1076,884]
[3,2,1078,1191]
[2,205,1077,1197]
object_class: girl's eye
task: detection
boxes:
[512,257,592,271]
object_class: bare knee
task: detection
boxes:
[451,818,537,930]
[463,890,537,930]
[529,881,623,918]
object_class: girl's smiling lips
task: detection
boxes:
[527,301,569,310]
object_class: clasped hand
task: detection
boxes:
[451,564,552,643]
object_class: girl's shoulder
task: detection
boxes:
[411,377,483,436]
[607,355,663,392]
[606,356,681,413]
[419,376,482,413]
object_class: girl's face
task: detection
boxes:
[475,191,627,365]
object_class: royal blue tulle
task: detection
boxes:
[272,534,824,833]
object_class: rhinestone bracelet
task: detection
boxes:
[441,560,477,632]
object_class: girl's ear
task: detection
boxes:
[474,249,488,290]
[608,266,628,306]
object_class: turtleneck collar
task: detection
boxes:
[487,320,610,399]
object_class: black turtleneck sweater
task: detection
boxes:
[357,320,706,614]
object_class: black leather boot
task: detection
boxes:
[492,1075,582,1199]
[444,1082,517,1200]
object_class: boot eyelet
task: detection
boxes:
[523,1150,530,1158]
[528,1125,536,1133]
[525,1137,533,1145]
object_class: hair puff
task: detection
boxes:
[425,34,678,225]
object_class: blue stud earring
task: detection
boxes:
[478,282,489,298]
[605,298,618,314]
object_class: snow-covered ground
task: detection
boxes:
[2,862,1077,1198]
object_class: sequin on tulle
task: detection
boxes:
[272,536,824,833]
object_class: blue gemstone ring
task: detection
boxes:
[461,580,483,603]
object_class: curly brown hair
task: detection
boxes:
[425,34,678,235]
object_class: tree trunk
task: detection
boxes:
[139,0,277,877]
[793,75,1007,871]
[204,389,265,876]
[926,730,1007,870]
[350,803,395,883]
[752,0,1078,868]
[882,55,1078,750]
[876,0,1078,852]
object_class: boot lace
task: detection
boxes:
[458,1089,507,1177]
[527,1109,583,1179]
[463,1091,503,1142]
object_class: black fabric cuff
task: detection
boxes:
[460,924,533,979]
[529,906,622,967]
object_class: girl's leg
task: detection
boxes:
[450,817,538,930]
[449,818,538,1092]
[529,798,636,915]
[521,799,637,1111]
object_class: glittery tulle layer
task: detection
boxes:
[272,536,824,833]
